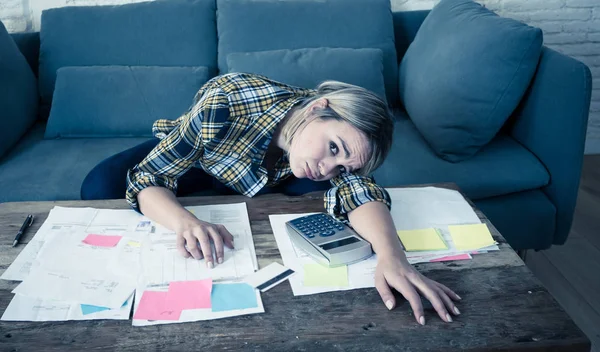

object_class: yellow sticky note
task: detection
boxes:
[303,264,348,287]
[397,228,448,251]
[448,223,496,250]
[127,241,141,248]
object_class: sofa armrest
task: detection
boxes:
[509,46,592,245]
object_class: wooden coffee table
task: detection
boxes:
[0,185,591,351]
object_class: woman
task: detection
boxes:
[81,72,460,325]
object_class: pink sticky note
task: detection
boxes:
[82,234,122,247]
[430,254,472,262]
[133,291,182,321]
[168,279,212,310]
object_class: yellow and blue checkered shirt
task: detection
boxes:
[126,73,391,220]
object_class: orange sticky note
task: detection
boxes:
[168,279,212,310]
[82,234,122,247]
[133,291,181,321]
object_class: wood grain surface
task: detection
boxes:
[0,185,591,351]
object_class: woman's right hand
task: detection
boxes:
[175,217,235,268]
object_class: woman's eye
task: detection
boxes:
[329,142,338,155]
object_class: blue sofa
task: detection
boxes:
[0,0,592,251]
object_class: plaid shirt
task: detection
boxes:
[126,73,391,220]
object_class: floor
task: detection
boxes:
[526,154,600,352]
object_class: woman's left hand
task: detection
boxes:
[375,254,462,325]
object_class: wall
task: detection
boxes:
[1,0,599,153]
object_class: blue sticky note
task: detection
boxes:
[211,283,258,312]
[81,304,111,315]
[80,300,128,315]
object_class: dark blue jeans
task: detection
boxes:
[80,139,330,200]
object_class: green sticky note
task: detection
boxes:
[397,228,448,251]
[448,223,496,250]
[303,264,348,287]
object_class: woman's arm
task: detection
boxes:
[348,201,461,325]
[126,86,234,266]
[347,201,404,259]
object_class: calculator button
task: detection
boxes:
[305,233,315,238]
[319,230,336,237]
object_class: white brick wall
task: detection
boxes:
[1,0,599,153]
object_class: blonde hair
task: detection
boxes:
[281,81,393,176]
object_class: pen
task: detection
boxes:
[12,214,34,247]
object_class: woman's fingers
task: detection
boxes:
[411,276,453,323]
[386,274,425,325]
[436,282,462,302]
[218,224,235,249]
[207,227,225,264]
[194,229,214,268]
[436,286,460,316]
[176,233,191,258]
[375,271,396,311]
[183,233,202,260]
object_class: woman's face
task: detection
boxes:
[288,117,371,181]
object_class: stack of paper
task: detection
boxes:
[1,203,263,325]
[388,187,499,263]
[269,186,500,297]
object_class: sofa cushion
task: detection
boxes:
[373,111,549,200]
[0,20,38,160]
[45,66,210,138]
[226,48,387,102]
[0,123,151,202]
[217,0,398,106]
[399,0,543,162]
[39,0,217,118]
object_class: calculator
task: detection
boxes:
[285,213,373,267]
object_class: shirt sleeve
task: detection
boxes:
[125,86,230,212]
[324,173,392,223]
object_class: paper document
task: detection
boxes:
[2,202,261,325]
[141,203,258,284]
[270,213,378,296]
[388,187,499,257]
[1,294,133,322]
[2,206,150,281]
[12,268,135,308]
[33,230,142,279]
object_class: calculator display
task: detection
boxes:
[319,237,360,250]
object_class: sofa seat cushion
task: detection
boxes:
[39,0,217,117]
[373,111,550,200]
[0,123,151,202]
[226,48,387,102]
[399,0,543,162]
[217,0,397,105]
[45,66,210,138]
